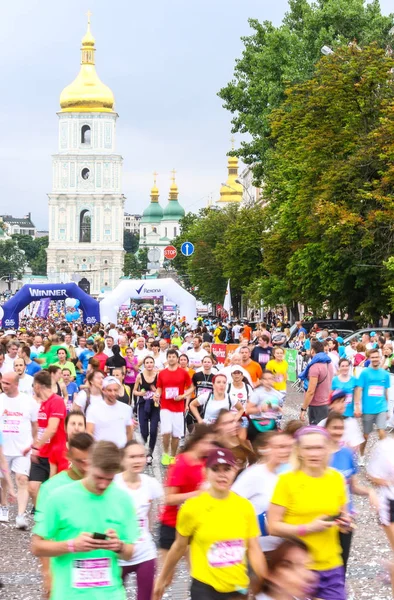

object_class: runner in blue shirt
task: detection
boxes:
[354,348,390,465]
[77,340,95,386]
[331,358,357,418]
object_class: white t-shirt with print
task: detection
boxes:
[187,348,208,368]
[86,400,132,448]
[0,392,38,456]
[115,472,163,565]
[227,382,250,407]
[18,374,34,396]
[75,390,103,412]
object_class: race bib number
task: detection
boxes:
[72,558,112,588]
[143,391,154,401]
[369,385,384,397]
[258,354,269,364]
[207,540,245,568]
[345,393,352,405]
[198,387,212,396]
[165,387,179,400]
[137,517,148,542]
[2,417,21,434]
[275,375,284,383]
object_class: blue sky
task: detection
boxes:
[0,0,392,229]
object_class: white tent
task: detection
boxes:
[99,278,197,325]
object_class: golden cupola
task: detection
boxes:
[60,14,115,113]
[218,139,243,203]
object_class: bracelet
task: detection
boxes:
[67,539,75,553]
[1,467,9,474]
[297,525,307,536]
[300,408,307,412]
[32,446,39,451]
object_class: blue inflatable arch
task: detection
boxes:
[1,283,100,329]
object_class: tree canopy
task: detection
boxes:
[218,0,394,183]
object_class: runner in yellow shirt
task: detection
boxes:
[268,425,349,600]
[153,448,266,599]
[266,347,288,393]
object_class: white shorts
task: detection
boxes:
[5,455,31,476]
[160,410,184,438]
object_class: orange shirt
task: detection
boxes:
[243,325,252,341]
[243,359,263,384]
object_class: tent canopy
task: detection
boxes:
[100,278,197,325]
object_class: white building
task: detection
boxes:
[46,17,125,295]
[124,213,141,234]
[238,165,262,205]
[139,172,185,269]
[0,213,36,237]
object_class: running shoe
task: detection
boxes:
[16,514,29,530]
[161,453,171,466]
[146,454,153,465]
[358,455,365,467]
[170,457,176,465]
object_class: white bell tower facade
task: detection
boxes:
[46,15,125,295]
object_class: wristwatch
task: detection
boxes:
[301,408,307,412]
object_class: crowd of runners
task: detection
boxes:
[0,305,393,599]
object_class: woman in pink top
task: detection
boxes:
[125,347,139,395]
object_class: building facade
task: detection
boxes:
[124,213,141,234]
[0,213,36,237]
[46,17,125,295]
[139,172,185,269]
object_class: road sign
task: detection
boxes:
[181,241,195,257]
[164,245,177,260]
[148,247,160,262]
[147,262,160,270]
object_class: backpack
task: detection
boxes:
[218,328,227,342]
[201,392,231,420]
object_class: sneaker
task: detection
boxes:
[161,453,171,466]
[0,507,9,523]
[15,514,29,530]
[146,454,153,466]
[358,455,365,467]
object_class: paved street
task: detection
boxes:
[0,387,392,599]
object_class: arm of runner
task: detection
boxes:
[126,425,133,442]
[153,387,162,402]
[164,485,200,506]
[175,384,194,401]
[152,532,189,599]
[354,386,362,418]
[247,537,268,583]
[0,446,16,498]
[34,417,60,449]
[350,475,379,510]
[234,401,245,420]
[189,398,204,424]
[133,374,144,396]
[301,376,318,419]
[267,503,335,536]
[32,532,100,556]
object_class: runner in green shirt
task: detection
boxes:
[32,441,139,600]
[35,432,94,597]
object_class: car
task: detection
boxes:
[289,319,358,340]
[343,328,394,346]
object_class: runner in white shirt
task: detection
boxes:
[103,335,114,358]
[187,336,208,369]
[115,440,163,599]
[14,357,34,396]
[180,333,193,354]
[232,431,293,551]
[72,370,105,413]
[134,338,152,366]
[0,372,38,528]
[221,354,253,385]
[189,374,243,425]
[86,376,133,448]
[367,435,394,550]
[2,340,19,374]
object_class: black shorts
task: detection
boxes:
[29,457,50,483]
[191,579,247,600]
[158,523,176,550]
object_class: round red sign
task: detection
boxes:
[164,245,177,260]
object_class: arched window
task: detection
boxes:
[81,125,91,144]
[79,210,91,243]
[143,228,146,237]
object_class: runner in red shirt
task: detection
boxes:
[158,424,215,562]
[28,370,67,507]
[154,349,193,466]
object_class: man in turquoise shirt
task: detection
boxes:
[354,348,390,465]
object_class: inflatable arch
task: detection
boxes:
[1,283,100,329]
[100,278,197,325]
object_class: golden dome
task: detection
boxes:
[218,144,243,203]
[151,172,159,201]
[60,14,115,113]
[169,168,179,199]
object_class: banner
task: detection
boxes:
[211,343,227,365]
[285,349,298,382]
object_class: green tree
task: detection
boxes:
[123,230,139,254]
[123,247,149,279]
[256,43,394,321]
[218,0,393,183]
[11,234,48,275]
[0,239,27,279]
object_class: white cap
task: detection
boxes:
[102,376,121,389]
